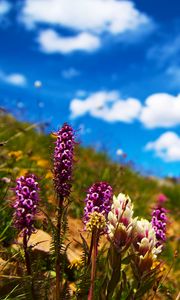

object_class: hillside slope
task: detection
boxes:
[0,112,179,298]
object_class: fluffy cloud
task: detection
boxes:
[20,0,150,34]
[20,0,152,53]
[140,93,180,128]
[0,70,27,86]
[71,91,180,129]
[0,0,11,17]
[70,91,142,123]
[145,132,180,162]
[37,30,100,54]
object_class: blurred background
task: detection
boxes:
[1,0,180,177]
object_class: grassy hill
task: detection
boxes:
[0,111,180,298]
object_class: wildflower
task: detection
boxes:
[132,219,162,272]
[1,177,11,183]
[107,193,136,251]
[13,174,40,237]
[83,182,112,300]
[151,205,167,247]
[157,193,167,203]
[53,123,75,198]
[53,123,76,299]
[8,150,23,161]
[86,212,106,233]
[83,181,113,232]
[36,159,49,168]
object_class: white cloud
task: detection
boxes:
[70,91,142,123]
[140,93,180,128]
[37,29,100,54]
[61,67,80,79]
[0,70,27,86]
[0,0,11,17]
[145,132,180,162]
[70,91,180,129]
[20,0,151,35]
[20,0,153,53]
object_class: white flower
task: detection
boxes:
[107,193,136,250]
[134,219,162,259]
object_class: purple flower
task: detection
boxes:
[151,205,167,247]
[53,123,75,198]
[83,182,113,231]
[13,174,39,237]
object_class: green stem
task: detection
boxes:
[106,246,121,300]
[132,279,141,300]
[88,230,98,300]
[56,195,64,300]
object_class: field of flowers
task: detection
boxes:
[0,111,179,299]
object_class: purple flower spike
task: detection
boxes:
[151,205,168,247]
[53,123,75,198]
[13,174,40,237]
[83,182,113,231]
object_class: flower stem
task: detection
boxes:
[88,233,94,265]
[88,230,98,300]
[56,195,64,300]
[23,233,31,276]
[106,246,121,300]
[23,233,35,299]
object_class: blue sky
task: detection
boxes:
[1,0,180,177]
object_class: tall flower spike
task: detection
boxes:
[53,123,75,198]
[13,174,39,237]
[83,182,113,233]
[107,193,136,251]
[151,205,167,247]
